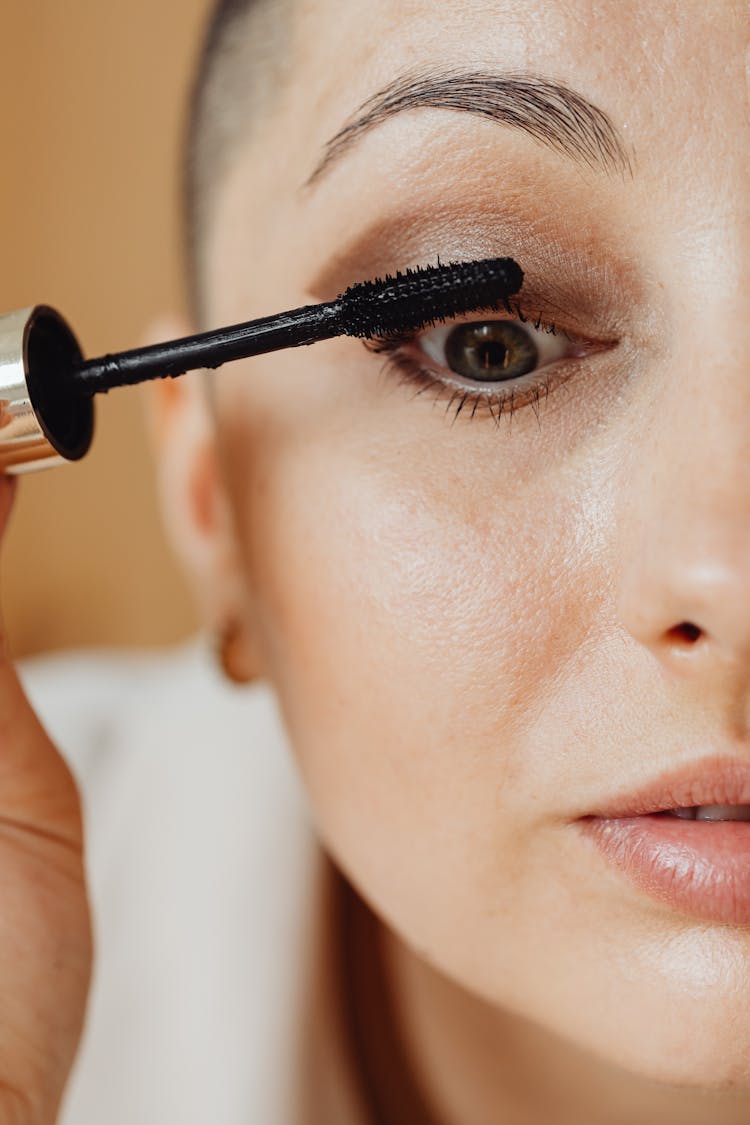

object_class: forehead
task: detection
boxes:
[286,0,743,155]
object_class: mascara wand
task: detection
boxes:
[0,256,522,474]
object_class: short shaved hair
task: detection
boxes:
[184,0,292,320]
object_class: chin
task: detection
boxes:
[609,1039,750,1094]
[575,976,750,1093]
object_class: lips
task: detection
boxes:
[577,756,750,925]
[582,757,750,818]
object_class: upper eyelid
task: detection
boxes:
[419,304,564,335]
[305,215,645,340]
[413,301,601,345]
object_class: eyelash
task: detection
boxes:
[362,299,587,427]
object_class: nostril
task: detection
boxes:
[666,621,703,645]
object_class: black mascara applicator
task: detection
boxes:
[0,256,522,473]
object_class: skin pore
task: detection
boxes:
[151,2,750,1122]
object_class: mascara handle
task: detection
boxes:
[0,306,94,473]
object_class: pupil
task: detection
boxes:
[444,321,538,383]
[481,341,508,369]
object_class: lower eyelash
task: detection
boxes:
[363,301,574,426]
[376,349,560,427]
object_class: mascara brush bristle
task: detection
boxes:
[338,256,523,338]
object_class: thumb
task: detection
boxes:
[0,473,92,1121]
[0,476,83,851]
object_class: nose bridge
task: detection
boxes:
[673,327,750,539]
[651,265,750,525]
[618,287,750,672]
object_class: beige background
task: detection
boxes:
[1,1,213,657]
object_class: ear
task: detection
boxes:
[141,314,261,682]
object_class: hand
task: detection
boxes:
[0,477,92,1123]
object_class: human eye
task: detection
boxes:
[363,300,613,426]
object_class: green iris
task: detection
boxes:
[444,321,538,383]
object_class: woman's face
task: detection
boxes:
[168,0,750,1090]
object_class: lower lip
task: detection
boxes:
[579,814,750,925]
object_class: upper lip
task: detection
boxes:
[584,756,750,818]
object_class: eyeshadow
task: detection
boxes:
[308,217,640,342]
[302,155,649,341]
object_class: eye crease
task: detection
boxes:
[364,300,601,427]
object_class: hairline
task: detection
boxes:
[184,0,293,326]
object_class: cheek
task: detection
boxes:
[220,374,604,973]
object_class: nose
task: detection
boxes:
[617,289,750,697]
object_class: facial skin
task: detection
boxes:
[151,2,750,1121]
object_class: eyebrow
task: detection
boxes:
[304,68,634,188]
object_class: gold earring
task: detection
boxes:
[215,618,256,686]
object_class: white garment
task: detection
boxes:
[18,636,318,1125]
